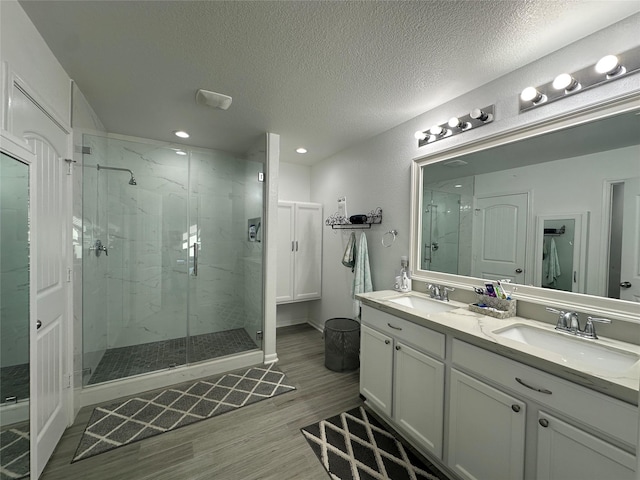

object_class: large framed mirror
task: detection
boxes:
[1,131,35,480]
[411,95,640,322]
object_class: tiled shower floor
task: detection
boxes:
[0,363,29,404]
[87,328,258,385]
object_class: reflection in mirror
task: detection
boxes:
[0,151,30,479]
[418,107,640,301]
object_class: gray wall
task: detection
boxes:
[309,13,640,329]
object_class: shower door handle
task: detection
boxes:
[192,243,198,276]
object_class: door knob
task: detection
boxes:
[619,281,632,288]
[36,320,42,330]
[515,268,523,274]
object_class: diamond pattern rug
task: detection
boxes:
[302,406,449,480]
[73,363,295,462]
[0,425,30,479]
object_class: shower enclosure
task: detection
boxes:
[82,134,264,386]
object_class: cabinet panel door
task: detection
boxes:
[360,324,393,417]
[447,369,525,480]
[293,203,322,300]
[536,412,636,480]
[394,342,445,458]
[276,203,295,303]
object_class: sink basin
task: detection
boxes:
[493,324,640,373]
[387,294,458,314]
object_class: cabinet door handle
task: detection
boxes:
[539,418,549,428]
[395,345,401,351]
[515,377,552,395]
[384,339,390,345]
[291,241,295,252]
[511,404,521,413]
[295,241,299,251]
[387,323,402,330]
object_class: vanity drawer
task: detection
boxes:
[362,305,445,359]
[452,339,637,448]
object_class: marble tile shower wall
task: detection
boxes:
[81,136,260,353]
[81,134,109,375]
[423,177,473,276]
[0,159,29,368]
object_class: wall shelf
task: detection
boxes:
[325,207,382,229]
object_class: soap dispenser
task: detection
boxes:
[399,256,411,293]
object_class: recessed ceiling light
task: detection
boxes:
[174,130,190,138]
[176,150,187,156]
[296,147,308,154]
[454,184,462,188]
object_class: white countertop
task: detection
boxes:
[357,290,640,405]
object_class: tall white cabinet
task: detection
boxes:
[276,201,322,303]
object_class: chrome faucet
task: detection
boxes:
[426,284,455,301]
[579,316,611,340]
[546,307,611,339]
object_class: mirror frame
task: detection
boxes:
[1,129,38,480]
[410,93,640,324]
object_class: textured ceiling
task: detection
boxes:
[19,1,640,165]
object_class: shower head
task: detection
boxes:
[96,164,137,186]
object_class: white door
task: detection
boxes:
[620,177,640,303]
[472,193,528,284]
[11,83,70,477]
[447,369,526,480]
[536,412,636,480]
[394,342,444,458]
[276,202,295,303]
[293,203,322,301]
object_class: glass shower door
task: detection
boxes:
[186,149,263,364]
[82,135,190,385]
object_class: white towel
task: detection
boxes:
[352,232,373,318]
[543,237,561,285]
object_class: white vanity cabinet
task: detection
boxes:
[360,306,446,458]
[276,201,322,303]
[451,339,637,480]
[447,368,526,480]
[536,412,636,480]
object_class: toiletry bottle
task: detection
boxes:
[399,256,411,292]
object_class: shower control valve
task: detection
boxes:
[90,239,108,257]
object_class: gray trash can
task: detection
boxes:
[324,318,360,372]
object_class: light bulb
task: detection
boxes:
[552,73,579,92]
[595,55,621,75]
[520,87,543,103]
[429,125,447,137]
[448,117,470,130]
[174,130,190,138]
[470,108,492,122]
[295,147,307,154]
[414,130,428,141]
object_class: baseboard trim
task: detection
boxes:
[263,353,279,364]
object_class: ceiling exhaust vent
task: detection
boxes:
[195,89,232,110]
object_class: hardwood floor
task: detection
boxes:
[41,324,362,480]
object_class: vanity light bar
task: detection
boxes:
[519,45,640,113]
[415,105,495,148]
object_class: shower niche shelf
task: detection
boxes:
[325,207,382,229]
